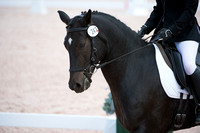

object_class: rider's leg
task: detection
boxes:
[175,41,198,75]
[175,41,200,124]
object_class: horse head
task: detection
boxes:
[58,10,107,93]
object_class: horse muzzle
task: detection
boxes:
[68,73,91,93]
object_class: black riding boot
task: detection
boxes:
[189,68,200,125]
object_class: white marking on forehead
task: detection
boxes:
[68,38,73,45]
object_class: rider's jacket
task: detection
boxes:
[145,0,200,42]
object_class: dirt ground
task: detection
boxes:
[0,5,200,133]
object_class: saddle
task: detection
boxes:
[155,42,187,90]
[154,40,200,89]
[154,41,200,129]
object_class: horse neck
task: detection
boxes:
[102,22,145,61]
[94,15,152,126]
[99,21,146,88]
[93,13,146,60]
[93,13,147,86]
[99,26,148,125]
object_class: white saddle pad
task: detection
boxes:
[153,44,193,99]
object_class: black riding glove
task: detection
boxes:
[138,25,148,38]
[157,28,173,41]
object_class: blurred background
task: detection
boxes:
[0,0,199,132]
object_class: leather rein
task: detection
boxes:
[67,25,152,83]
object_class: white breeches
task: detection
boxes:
[175,41,199,75]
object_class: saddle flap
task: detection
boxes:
[170,49,187,88]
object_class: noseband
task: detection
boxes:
[67,25,100,83]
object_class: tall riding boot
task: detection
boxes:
[189,68,200,125]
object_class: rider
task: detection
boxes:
[138,0,200,124]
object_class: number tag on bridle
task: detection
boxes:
[87,25,99,37]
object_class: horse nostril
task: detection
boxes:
[68,82,81,90]
[69,79,85,93]
[75,83,81,89]
[69,81,82,90]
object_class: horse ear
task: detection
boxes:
[83,9,92,26]
[57,10,71,25]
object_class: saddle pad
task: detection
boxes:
[153,44,193,99]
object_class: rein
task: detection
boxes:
[67,25,153,82]
[96,44,151,69]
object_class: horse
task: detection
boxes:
[58,9,198,133]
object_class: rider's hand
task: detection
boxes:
[157,28,173,41]
[137,25,148,38]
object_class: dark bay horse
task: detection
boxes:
[58,10,197,133]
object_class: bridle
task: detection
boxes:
[67,25,100,83]
[67,25,152,83]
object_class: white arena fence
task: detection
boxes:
[0,112,116,133]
